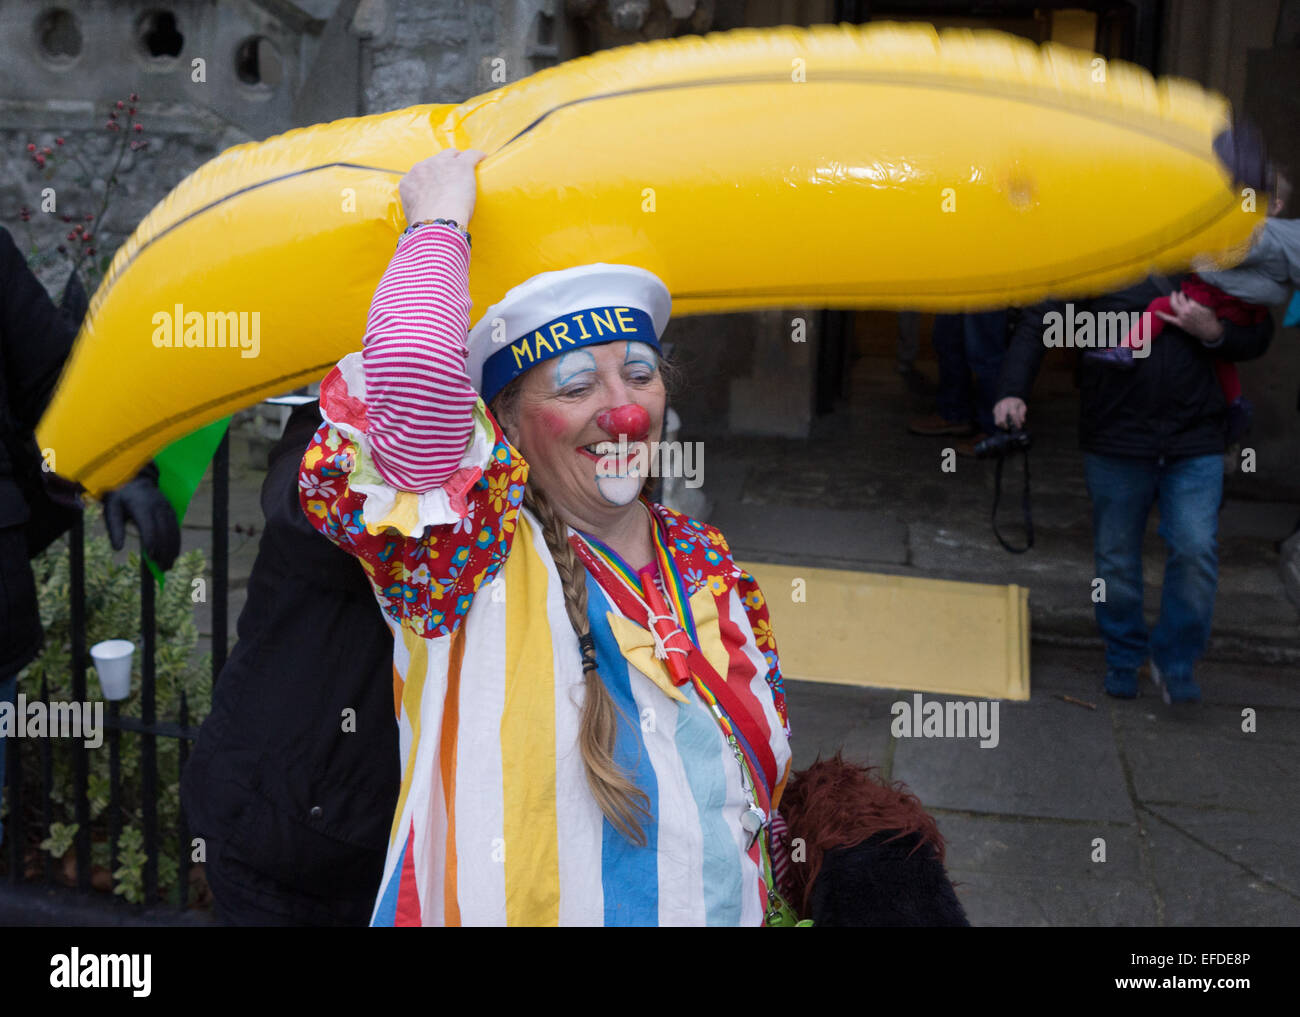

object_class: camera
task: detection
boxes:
[974,428,1032,458]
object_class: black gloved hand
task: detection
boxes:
[102,462,180,570]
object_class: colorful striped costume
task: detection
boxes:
[299,224,791,925]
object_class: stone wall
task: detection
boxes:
[0,1,349,141]
[1,102,243,296]
[359,0,572,111]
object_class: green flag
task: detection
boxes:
[146,416,230,584]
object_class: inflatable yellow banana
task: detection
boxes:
[39,21,1262,495]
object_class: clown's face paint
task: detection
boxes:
[505,340,666,525]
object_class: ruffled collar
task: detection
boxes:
[645,495,746,596]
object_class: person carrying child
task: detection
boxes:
[1086,169,1297,444]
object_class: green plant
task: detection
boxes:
[39,821,78,860]
[8,503,211,905]
[112,827,147,902]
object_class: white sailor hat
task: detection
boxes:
[467,263,672,406]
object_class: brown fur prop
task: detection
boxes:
[778,753,947,919]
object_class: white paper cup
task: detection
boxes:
[90,639,135,701]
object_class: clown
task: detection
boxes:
[299,148,793,926]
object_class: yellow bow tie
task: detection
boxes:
[605,611,690,702]
[603,586,726,703]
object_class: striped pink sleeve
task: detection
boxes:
[360,223,479,493]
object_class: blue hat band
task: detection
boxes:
[481,305,658,405]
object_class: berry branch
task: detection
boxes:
[15,92,150,299]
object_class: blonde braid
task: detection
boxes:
[522,484,651,846]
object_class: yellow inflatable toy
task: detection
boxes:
[39,21,1263,496]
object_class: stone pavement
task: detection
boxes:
[786,644,1299,926]
[160,355,1298,926]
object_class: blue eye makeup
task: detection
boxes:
[623,341,659,372]
[553,349,597,389]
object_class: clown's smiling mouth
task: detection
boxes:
[578,441,646,462]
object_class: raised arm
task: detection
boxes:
[360,148,485,494]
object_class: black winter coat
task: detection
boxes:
[0,227,79,678]
[181,401,398,924]
[999,278,1274,459]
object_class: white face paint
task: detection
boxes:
[593,342,659,505]
[512,341,666,521]
[594,470,644,505]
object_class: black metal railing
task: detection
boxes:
[3,430,230,910]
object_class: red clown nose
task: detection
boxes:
[597,404,650,441]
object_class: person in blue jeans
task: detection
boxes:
[994,284,1274,703]
[1083,452,1224,696]
[908,310,1009,453]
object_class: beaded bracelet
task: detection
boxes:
[400,218,471,247]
